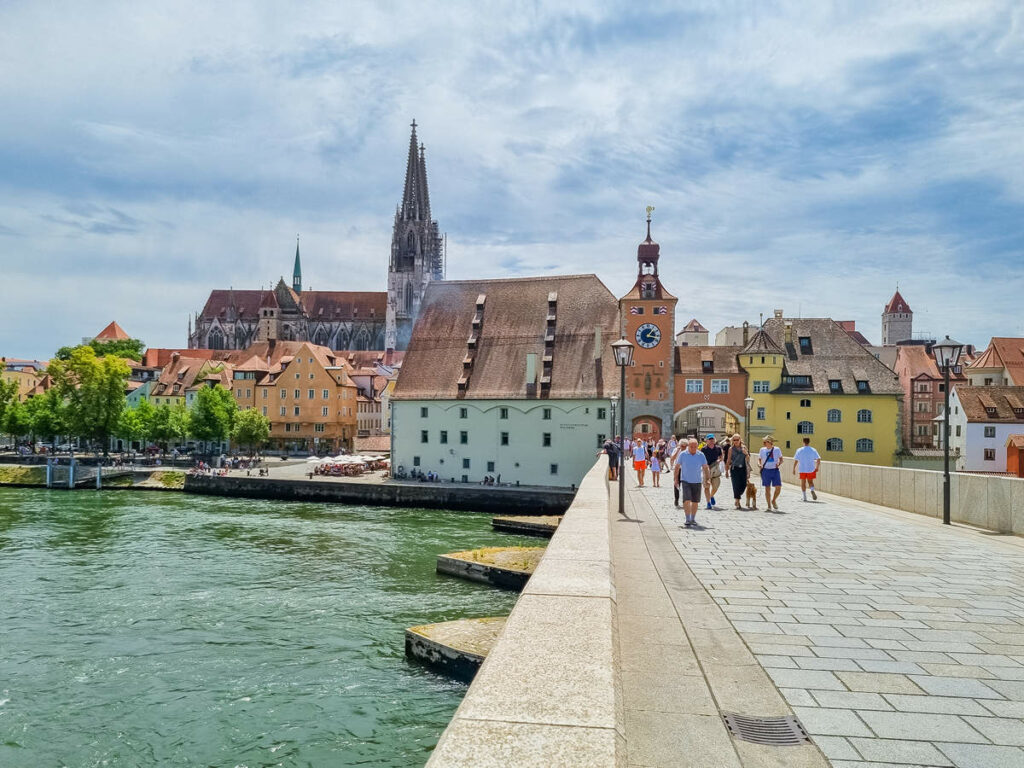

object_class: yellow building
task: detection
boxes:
[229,341,357,453]
[2,359,49,400]
[742,317,903,466]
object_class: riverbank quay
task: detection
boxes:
[184,474,575,514]
[406,617,508,682]
[491,514,561,537]
[436,547,544,591]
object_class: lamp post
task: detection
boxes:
[744,396,755,449]
[611,337,635,516]
[933,335,964,526]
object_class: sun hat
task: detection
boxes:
[705,434,715,440]
[763,436,774,443]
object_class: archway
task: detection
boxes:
[631,415,662,442]
[673,403,745,441]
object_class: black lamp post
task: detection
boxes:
[611,337,635,516]
[933,335,964,525]
[744,395,755,449]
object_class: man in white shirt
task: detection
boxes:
[793,437,821,501]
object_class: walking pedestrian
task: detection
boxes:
[758,436,784,511]
[666,435,678,470]
[631,438,648,487]
[793,437,821,501]
[599,436,620,481]
[674,438,710,526]
[724,433,751,510]
[701,434,723,510]
[650,445,662,487]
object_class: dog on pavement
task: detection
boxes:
[745,481,758,510]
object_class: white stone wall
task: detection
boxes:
[392,398,614,487]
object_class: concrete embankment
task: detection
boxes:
[406,617,507,683]
[426,462,620,767]
[184,474,575,514]
[491,514,561,537]
[436,547,545,591]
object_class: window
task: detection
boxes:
[263,389,268,399]
[829,380,842,392]
[702,360,713,373]
[786,412,791,420]
[309,373,314,380]
[314,423,325,433]
[320,389,327,399]
[284,423,291,433]
[543,408,552,420]
[984,426,996,438]
[686,379,704,393]
[711,379,729,394]
[784,376,812,387]
[462,458,470,469]
[915,401,930,412]
[413,456,420,467]
[460,431,468,444]
[597,434,606,446]
[420,407,428,418]
[236,388,242,398]
[293,407,300,416]
[856,380,869,393]
[279,407,286,416]
[597,407,607,420]
[550,464,558,475]
[827,409,841,423]
[916,425,930,436]
[440,430,448,444]
[543,433,551,447]
[459,407,468,419]
[246,388,251,398]
[800,399,811,407]
[308,389,315,399]
[281,388,287,399]
[856,438,874,453]
[797,421,814,434]
[756,407,766,420]
[487,461,495,472]
[984,448,996,461]
[500,407,509,419]
[500,432,509,446]
[262,406,268,416]
[826,438,843,452]
[857,409,872,423]
[753,380,770,393]
[321,406,329,417]
[295,373,300,380]
[914,382,931,393]
[798,337,812,353]
[294,389,300,399]
[956,425,961,437]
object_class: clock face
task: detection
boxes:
[636,322,661,349]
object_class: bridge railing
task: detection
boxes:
[782,458,1024,535]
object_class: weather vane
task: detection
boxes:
[646,205,655,221]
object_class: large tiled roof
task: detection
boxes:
[895,344,941,380]
[967,338,1024,385]
[955,386,1024,423]
[94,321,130,341]
[394,274,619,400]
[760,317,903,395]
[674,346,743,374]
[143,348,226,368]
[150,355,221,397]
[199,289,386,322]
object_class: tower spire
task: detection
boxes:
[401,119,429,221]
[292,234,302,293]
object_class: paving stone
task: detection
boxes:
[796,656,863,672]
[935,742,1024,768]
[856,660,927,675]
[962,716,1024,746]
[792,706,873,737]
[780,687,817,707]
[882,694,992,715]
[810,690,892,710]
[812,646,894,661]
[766,668,846,691]
[812,735,860,760]
[908,675,1003,699]
[856,711,987,743]
[848,736,953,765]
[623,710,741,768]
[980,700,1024,718]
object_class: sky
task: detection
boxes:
[1,0,1023,360]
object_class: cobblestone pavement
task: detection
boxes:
[633,482,1024,768]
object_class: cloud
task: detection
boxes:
[0,0,1022,358]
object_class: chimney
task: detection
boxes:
[784,321,793,344]
[171,351,180,362]
[774,309,784,319]
[594,326,603,360]
[742,321,749,346]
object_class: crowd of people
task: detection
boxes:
[600,433,822,527]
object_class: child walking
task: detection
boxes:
[650,448,662,487]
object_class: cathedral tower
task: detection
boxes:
[386,120,445,352]
[292,235,302,294]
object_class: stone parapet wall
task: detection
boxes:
[783,459,1024,535]
[427,461,622,766]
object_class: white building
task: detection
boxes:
[391,274,619,487]
[948,386,1024,472]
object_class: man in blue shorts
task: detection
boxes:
[758,436,784,511]
[674,437,710,527]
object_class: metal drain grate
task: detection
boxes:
[721,713,810,746]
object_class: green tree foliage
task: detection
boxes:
[26,390,66,444]
[47,346,130,451]
[0,377,19,429]
[149,402,189,454]
[231,408,270,454]
[55,338,145,362]
[116,407,147,447]
[3,400,32,442]
[188,385,238,445]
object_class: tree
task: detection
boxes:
[3,400,32,444]
[116,407,147,450]
[47,346,130,453]
[231,408,270,454]
[149,402,188,455]
[26,390,66,446]
[0,377,18,436]
[188,385,238,450]
[56,338,145,362]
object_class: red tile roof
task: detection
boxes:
[967,338,1024,385]
[143,348,226,368]
[955,386,1024,422]
[674,346,743,374]
[884,290,911,314]
[94,321,130,341]
[681,318,708,333]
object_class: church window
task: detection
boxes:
[208,327,225,350]
[404,282,413,315]
[407,231,415,251]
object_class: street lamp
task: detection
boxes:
[744,395,755,449]
[933,336,964,525]
[611,337,635,516]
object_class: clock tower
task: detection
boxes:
[619,210,677,441]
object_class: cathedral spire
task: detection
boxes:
[401,119,430,222]
[292,235,302,294]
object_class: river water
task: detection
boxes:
[0,488,529,767]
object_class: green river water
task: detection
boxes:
[0,488,531,767]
